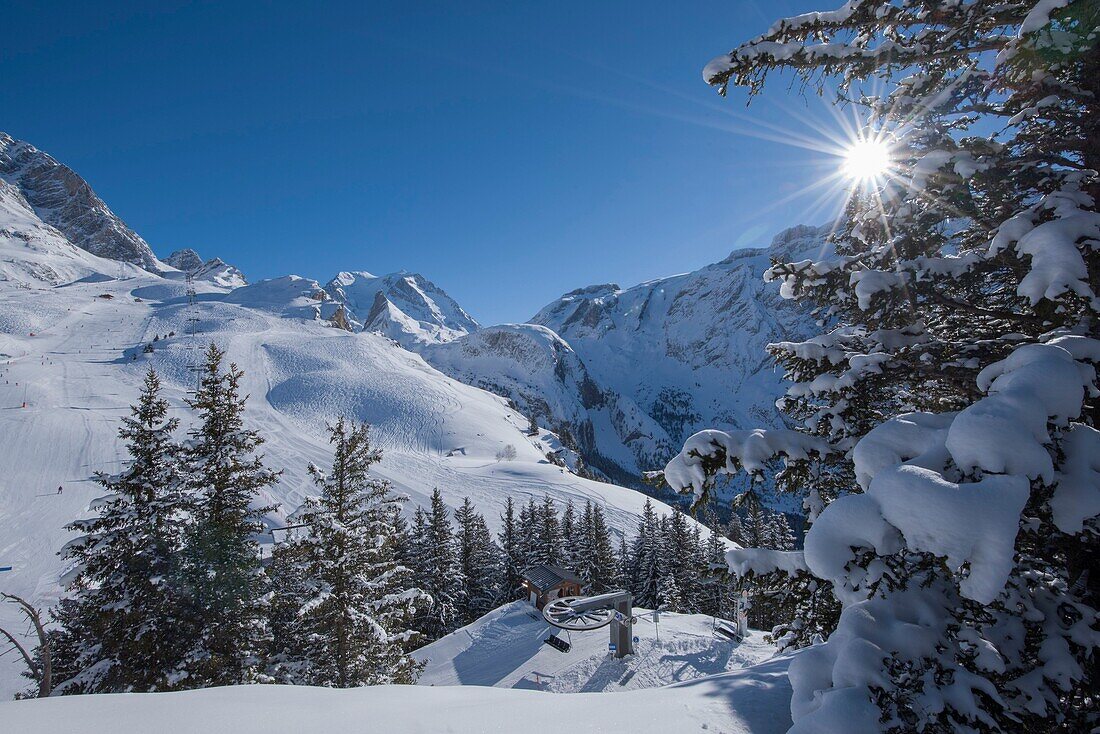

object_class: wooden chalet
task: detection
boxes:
[520,564,583,609]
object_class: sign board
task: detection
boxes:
[608,643,617,653]
[632,636,639,644]
[0,566,12,572]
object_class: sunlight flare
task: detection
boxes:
[842,138,892,181]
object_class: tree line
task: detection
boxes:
[31,344,424,695]
[18,341,779,697]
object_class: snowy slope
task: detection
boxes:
[0,132,164,271]
[0,179,148,289]
[0,245,711,698]
[420,324,672,481]
[0,654,795,734]
[414,601,775,693]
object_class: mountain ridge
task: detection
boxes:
[0,132,163,271]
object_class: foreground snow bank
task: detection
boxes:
[1,658,795,734]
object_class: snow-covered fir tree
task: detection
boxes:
[614,534,630,591]
[698,527,735,619]
[268,418,424,686]
[497,496,524,601]
[529,495,563,567]
[415,489,465,639]
[627,499,665,608]
[664,1,1100,730]
[661,510,702,612]
[575,501,618,595]
[175,343,278,688]
[51,368,190,693]
[560,499,578,571]
[454,497,502,624]
[517,497,538,569]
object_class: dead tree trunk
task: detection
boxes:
[0,592,52,697]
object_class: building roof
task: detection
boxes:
[521,564,583,593]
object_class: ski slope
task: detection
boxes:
[0,234,712,698]
[415,601,775,693]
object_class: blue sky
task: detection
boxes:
[3,0,851,324]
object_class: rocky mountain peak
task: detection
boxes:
[0,132,161,270]
[166,248,204,271]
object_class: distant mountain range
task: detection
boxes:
[0,129,822,487]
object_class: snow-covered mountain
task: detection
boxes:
[531,225,826,478]
[0,132,163,271]
[166,248,247,288]
[325,270,479,347]
[0,136,721,698]
[422,226,826,484]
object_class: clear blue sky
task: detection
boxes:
[3,0,849,325]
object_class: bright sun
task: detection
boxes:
[843,139,892,181]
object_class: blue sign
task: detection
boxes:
[608,643,616,652]
[633,636,639,644]
[0,566,12,572]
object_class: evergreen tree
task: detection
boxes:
[664,2,1100,728]
[628,499,664,608]
[417,489,465,639]
[765,512,795,552]
[175,343,278,688]
[660,510,700,613]
[266,537,311,684]
[725,512,745,547]
[576,502,618,595]
[454,497,502,623]
[656,573,683,612]
[614,534,630,591]
[560,499,577,572]
[51,369,190,693]
[497,496,523,601]
[269,419,424,686]
[390,509,416,591]
[698,527,734,618]
[517,497,538,569]
[530,495,562,567]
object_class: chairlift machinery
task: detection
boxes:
[542,590,634,658]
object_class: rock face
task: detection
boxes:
[325,271,480,348]
[165,248,205,272]
[529,225,826,478]
[0,132,161,270]
[0,177,146,288]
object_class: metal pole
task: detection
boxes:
[611,594,633,658]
